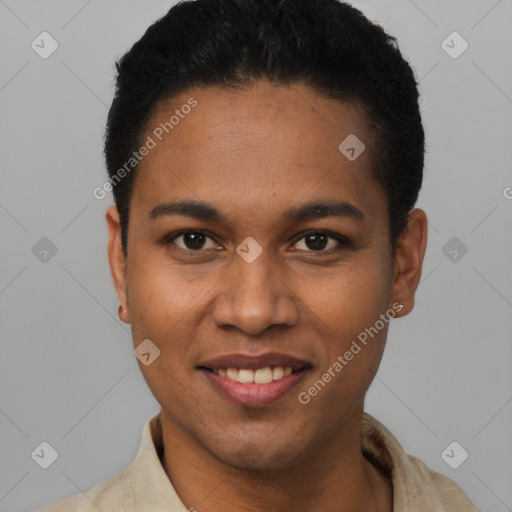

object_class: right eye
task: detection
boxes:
[165,230,221,252]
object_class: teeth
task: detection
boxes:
[238,369,254,383]
[226,367,238,381]
[272,366,284,380]
[254,367,273,384]
[213,366,296,383]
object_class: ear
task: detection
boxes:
[392,208,428,317]
[106,205,131,324]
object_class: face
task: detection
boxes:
[107,81,426,471]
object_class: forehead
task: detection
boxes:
[131,82,386,228]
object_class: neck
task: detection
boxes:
[159,409,393,512]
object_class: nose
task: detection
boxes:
[212,251,299,336]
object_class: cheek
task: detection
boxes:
[127,252,203,322]
[126,254,227,384]
[127,266,206,413]
[303,257,391,331]
[300,256,392,386]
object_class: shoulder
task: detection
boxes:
[402,452,481,511]
[362,413,481,512]
[40,412,184,512]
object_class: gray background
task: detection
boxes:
[1,1,511,511]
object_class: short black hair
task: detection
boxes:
[104,0,424,257]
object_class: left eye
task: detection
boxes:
[291,231,348,252]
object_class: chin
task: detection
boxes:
[206,437,300,472]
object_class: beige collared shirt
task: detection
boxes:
[42,412,480,511]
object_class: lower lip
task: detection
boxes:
[200,369,309,407]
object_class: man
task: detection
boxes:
[43,0,480,510]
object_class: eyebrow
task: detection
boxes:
[149,199,365,224]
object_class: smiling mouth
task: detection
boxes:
[196,352,313,406]
[199,365,307,384]
[198,364,311,407]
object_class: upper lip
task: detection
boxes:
[198,352,312,371]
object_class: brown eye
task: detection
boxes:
[170,231,219,251]
[292,231,349,252]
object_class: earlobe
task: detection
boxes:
[391,208,428,317]
[106,205,131,324]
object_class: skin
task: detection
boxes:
[107,81,427,512]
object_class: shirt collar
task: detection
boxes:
[128,411,450,511]
[129,412,186,510]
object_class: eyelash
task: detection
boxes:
[164,230,351,254]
